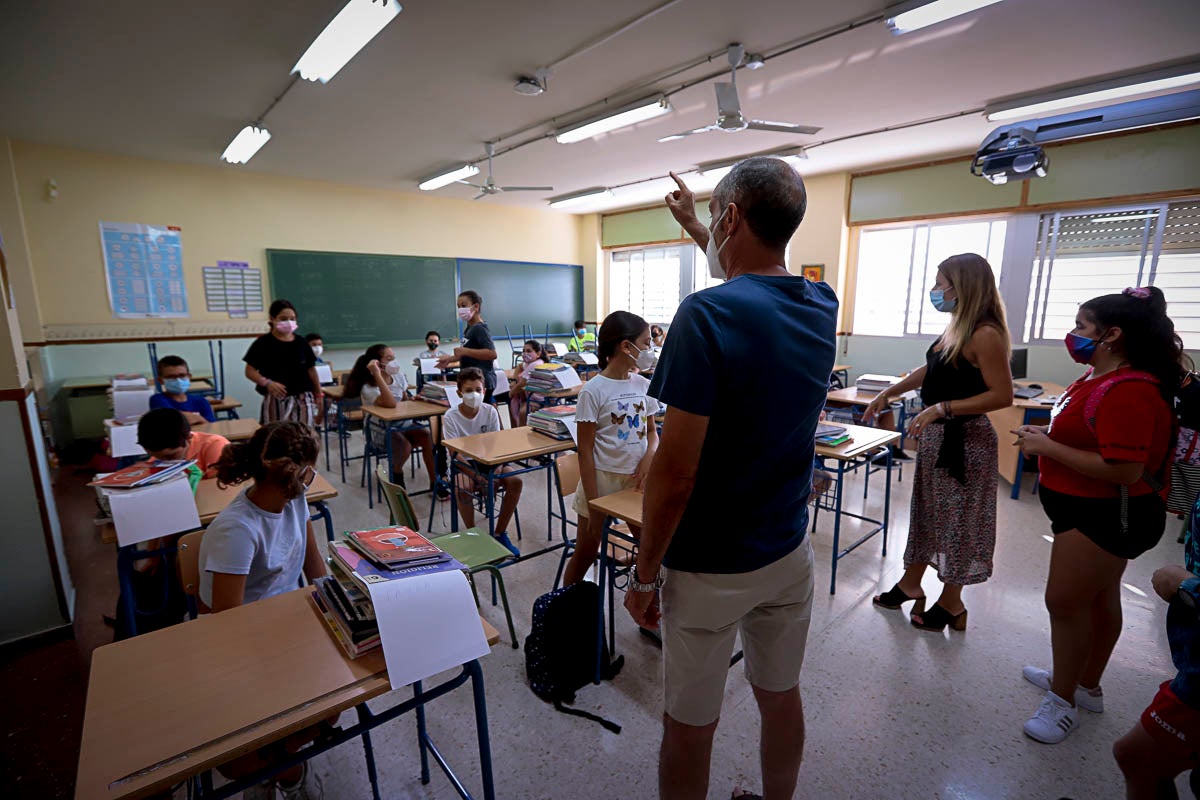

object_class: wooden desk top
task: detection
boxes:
[833,364,850,372]
[816,424,901,460]
[206,397,242,411]
[323,384,345,400]
[195,473,337,524]
[362,400,448,422]
[589,488,644,527]
[75,587,498,800]
[826,386,883,407]
[443,426,575,466]
[1012,380,1067,409]
[195,418,259,441]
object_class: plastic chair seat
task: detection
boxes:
[429,528,515,569]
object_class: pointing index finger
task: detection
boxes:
[668,171,689,192]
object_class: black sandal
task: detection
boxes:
[872,583,926,613]
[911,603,968,632]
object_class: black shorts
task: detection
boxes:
[1038,484,1166,559]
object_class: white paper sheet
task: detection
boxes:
[366,569,490,689]
[107,476,201,547]
[492,368,510,396]
[113,388,155,418]
[578,353,599,365]
[555,368,582,390]
[420,358,441,376]
[112,377,148,390]
[315,364,333,385]
[106,420,146,458]
[443,388,463,411]
[563,418,579,444]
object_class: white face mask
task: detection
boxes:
[385,361,400,375]
[704,207,730,280]
[630,343,657,371]
[311,345,323,358]
[461,390,483,409]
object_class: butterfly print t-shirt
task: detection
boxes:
[575,373,661,474]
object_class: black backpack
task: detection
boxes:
[524,581,624,733]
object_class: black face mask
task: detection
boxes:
[427,341,438,350]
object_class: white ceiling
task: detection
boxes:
[2,0,1199,213]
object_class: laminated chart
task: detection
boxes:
[203,260,264,319]
[99,222,189,318]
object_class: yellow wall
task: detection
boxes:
[10,141,588,341]
[787,171,850,290]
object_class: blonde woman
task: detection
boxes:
[865,254,1014,631]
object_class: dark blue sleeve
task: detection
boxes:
[148,393,170,411]
[192,396,216,422]
[648,295,720,417]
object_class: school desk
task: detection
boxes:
[526,384,582,414]
[76,586,500,800]
[195,417,259,442]
[111,473,340,637]
[985,380,1066,499]
[362,400,449,507]
[317,384,346,471]
[825,386,910,449]
[206,396,242,420]
[443,427,575,562]
[813,424,902,593]
[832,364,850,387]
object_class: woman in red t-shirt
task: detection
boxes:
[1013,286,1186,745]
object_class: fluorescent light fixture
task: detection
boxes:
[549,188,612,209]
[556,97,671,144]
[885,0,1004,34]
[698,148,808,178]
[220,125,271,164]
[293,0,402,83]
[418,164,479,191]
[986,67,1200,122]
[1092,213,1157,223]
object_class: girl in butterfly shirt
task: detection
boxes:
[1014,286,1187,745]
[562,311,660,586]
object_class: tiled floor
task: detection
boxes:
[18,433,1188,799]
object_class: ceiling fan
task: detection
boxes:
[459,142,553,200]
[658,44,823,142]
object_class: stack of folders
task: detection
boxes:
[529,405,577,440]
[526,363,577,393]
[89,458,197,489]
[561,351,599,367]
[313,526,465,659]
[417,380,457,405]
[816,423,851,447]
[854,374,898,395]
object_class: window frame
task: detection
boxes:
[605,241,695,324]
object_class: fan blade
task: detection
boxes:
[498,186,555,192]
[457,180,485,188]
[714,82,741,116]
[472,192,487,200]
[658,125,718,142]
[746,121,822,135]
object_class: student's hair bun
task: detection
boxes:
[216,422,319,488]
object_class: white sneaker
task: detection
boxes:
[1021,665,1104,713]
[278,763,323,800]
[1023,690,1079,744]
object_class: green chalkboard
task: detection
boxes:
[456,258,584,339]
[267,249,458,347]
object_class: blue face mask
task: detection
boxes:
[929,289,957,313]
[164,377,190,395]
[576,329,586,337]
[1065,332,1101,364]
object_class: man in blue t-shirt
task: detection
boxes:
[624,159,837,800]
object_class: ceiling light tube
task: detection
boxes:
[549,188,613,209]
[885,0,1005,34]
[555,97,671,144]
[418,164,479,191]
[221,125,271,164]
[293,0,403,84]
[986,64,1200,122]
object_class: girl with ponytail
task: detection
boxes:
[1014,286,1186,745]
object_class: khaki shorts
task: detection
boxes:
[572,469,638,518]
[661,537,815,726]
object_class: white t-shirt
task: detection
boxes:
[199,488,309,607]
[576,373,660,474]
[443,403,502,440]
[361,372,408,406]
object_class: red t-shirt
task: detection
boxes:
[1040,369,1173,499]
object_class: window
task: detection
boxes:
[1022,201,1200,347]
[608,245,690,323]
[852,218,1007,338]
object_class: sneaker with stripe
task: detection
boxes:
[1023,690,1079,744]
[1021,665,1104,713]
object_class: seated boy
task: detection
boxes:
[567,320,597,353]
[305,332,326,364]
[149,355,215,424]
[413,330,448,365]
[137,407,229,478]
[441,367,522,557]
[1114,496,1200,794]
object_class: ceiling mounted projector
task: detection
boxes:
[970,128,1046,185]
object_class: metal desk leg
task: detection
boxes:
[322,397,331,472]
[466,659,497,800]
[414,680,431,785]
[1011,408,1032,500]
[484,468,497,538]
[309,501,334,543]
[883,448,893,556]
[355,704,383,800]
[450,458,460,533]
[595,519,609,684]
[829,460,846,595]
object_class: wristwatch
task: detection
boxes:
[629,564,665,593]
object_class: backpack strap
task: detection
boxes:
[1082,369,1160,438]
[553,700,622,734]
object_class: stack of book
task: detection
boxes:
[529,405,577,440]
[526,363,578,393]
[314,526,466,659]
[89,458,196,489]
[561,351,599,367]
[417,380,457,405]
[815,423,851,447]
[854,374,898,396]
